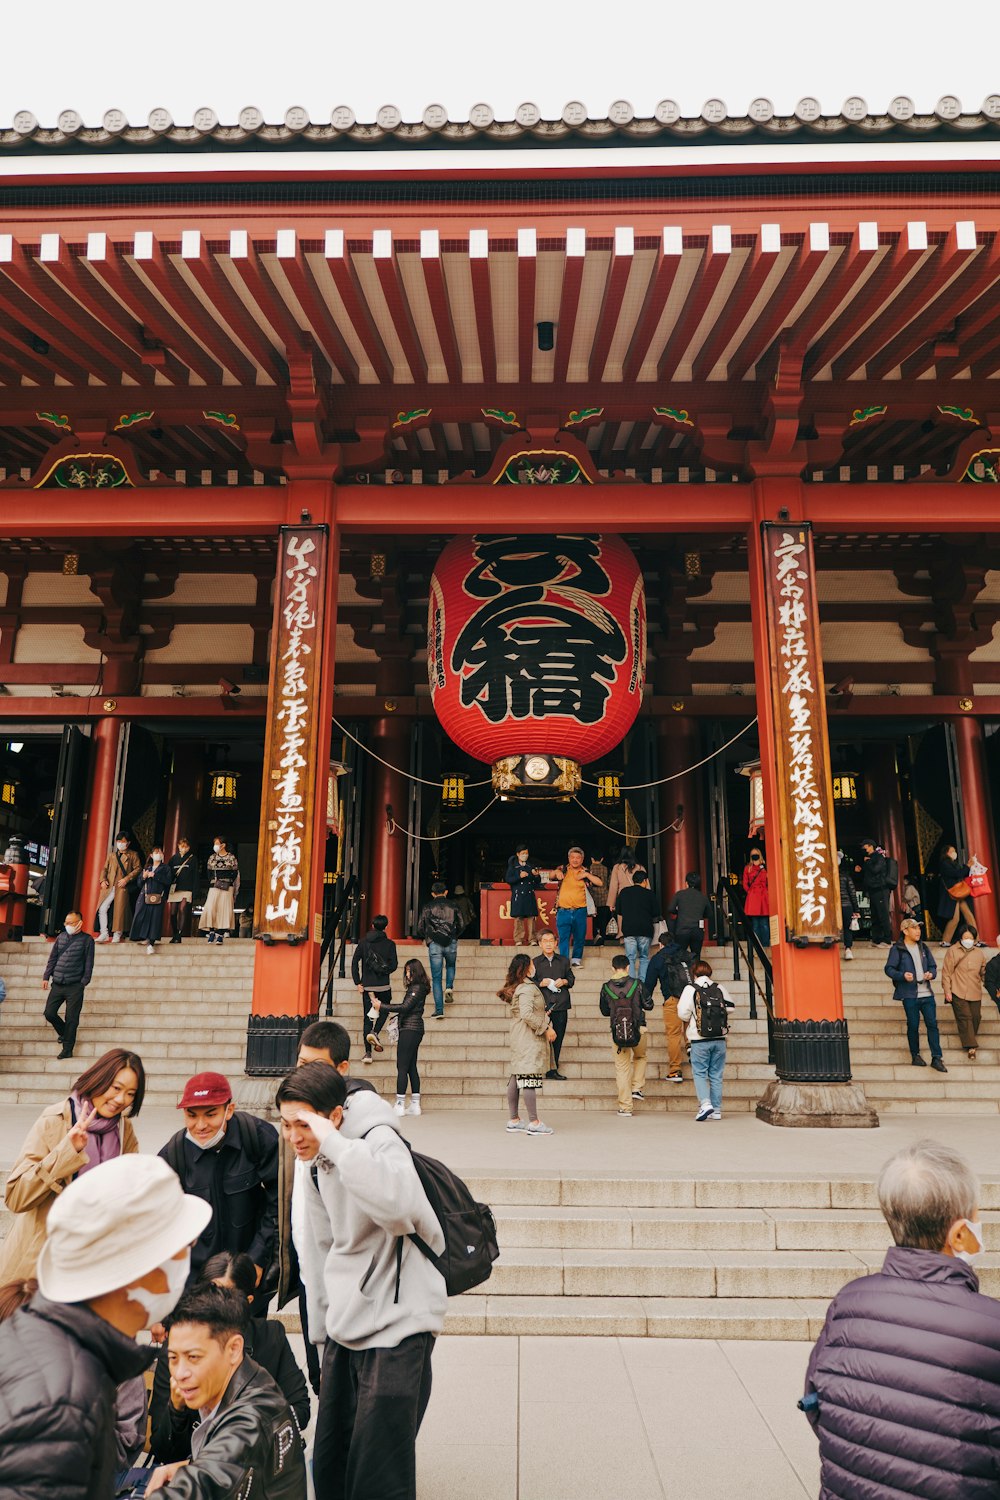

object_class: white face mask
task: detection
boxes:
[64,923,81,935]
[116,842,127,852]
[128,1249,190,1327]
[213,843,221,854]
[961,937,976,949]
[186,1123,228,1152]
[151,853,162,864]
[955,1218,984,1265]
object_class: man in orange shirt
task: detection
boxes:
[554,847,601,967]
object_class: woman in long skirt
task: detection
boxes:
[499,953,555,1136]
[200,836,239,945]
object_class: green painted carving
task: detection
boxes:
[203,410,241,431]
[961,448,1000,483]
[566,406,604,425]
[114,410,154,431]
[849,404,888,425]
[653,406,694,426]
[36,411,71,431]
[392,407,432,428]
[38,454,132,489]
[494,450,590,485]
[937,404,978,423]
[481,407,518,426]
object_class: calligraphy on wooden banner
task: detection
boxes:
[254,525,329,942]
[761,523,841,943]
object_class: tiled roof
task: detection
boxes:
[2,97,1000,151]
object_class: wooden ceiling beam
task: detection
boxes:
[869,237,1000,379]
[90,249,222,385]
[657,241,732,381]
[587,230,634,382]
[620,238,685,382]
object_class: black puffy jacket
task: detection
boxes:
[154,1356,306,1500]
[0,1293,154,1500]
[804,1246,1000,1498]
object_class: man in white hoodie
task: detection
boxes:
[275,1062,446,1500]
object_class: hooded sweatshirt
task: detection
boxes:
[677,974,735,1042]
[293,1089,446,1352]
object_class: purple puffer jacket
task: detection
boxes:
[805,1246,1000,1498]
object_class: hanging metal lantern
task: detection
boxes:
[428,534,646,793]
[737,760,765,836]
[209,768,240,807]
[441,774,466,809]
[597,773,621,805]
[0,779,17,807]
[832,772,859,807]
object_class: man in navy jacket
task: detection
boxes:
[42,910,95,1059]
[884,917,946,1072]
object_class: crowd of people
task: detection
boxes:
[0,1013,455,1499]
[96,830,240,955]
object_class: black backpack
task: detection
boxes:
[602,979,642,1049]
[884,856,899,889]
[694,981,730,1040]
[363,1129,499,1297]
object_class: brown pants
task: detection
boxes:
[663,998,685,1075]
[614,1030,648,1112]
[513,917,535,947]
[950,996,982,1050]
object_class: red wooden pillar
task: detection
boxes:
[249,480,339,1042]
[364,715,410,939]
[163,742,205,855]
[953,715,1000,937]
[747,478,876,1126]
[76,715,122,923]
[658,718,703,901]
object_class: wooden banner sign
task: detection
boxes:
[254,525,329,942]
[761,523,841,943]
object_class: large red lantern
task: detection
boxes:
[428,534,646,782]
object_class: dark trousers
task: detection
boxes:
[676,927,703,963]
[396,1027,423,1095]
[593,904,611,943]
[902,995,941,1059]
[362,991,388,1056]
[869,888,892,944]
[313,1332,435,1500]
[44,983,84,1053]
[169,897,190,939]
[549,1007,568,1067]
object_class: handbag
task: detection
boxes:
[145,893,163,905]
[585,888,597,917]
[947,880,972,899]
[386,1014,400,1046]
[213,876,235,891]
[968,859,993,900]
[605,915,619,938]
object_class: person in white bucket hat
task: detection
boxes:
[0,1153,211,1500]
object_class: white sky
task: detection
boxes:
[2,0,998,125]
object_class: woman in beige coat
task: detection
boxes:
[942,925,989,1059]
[499,953,555,1136]
[0,1047,144,1281]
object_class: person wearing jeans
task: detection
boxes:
[415,882,463,1017]
[615,868,658,985]
[885,920,947,1072]
[677,960,734,1121]
[553,848,600,966]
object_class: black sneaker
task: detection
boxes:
[911,1055,927,1066]
[545,1069,566,1081]
[931,1057,948,1073]
[57,1047,74,1059]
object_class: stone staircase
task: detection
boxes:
[1,936,998,1111]
[3,934,999,1340]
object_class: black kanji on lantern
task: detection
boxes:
[462,534,610,599]
[451,534,629,725]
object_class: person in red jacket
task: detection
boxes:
[741,849,770,948]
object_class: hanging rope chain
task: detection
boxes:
[571,797,684,842]
[388,797,500,841]
[331,715,492,789]
[578,717,758,790]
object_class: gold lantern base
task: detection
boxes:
[491,755,582,799]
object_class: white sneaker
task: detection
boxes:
[506,1119,526,1132]
[393,1098,406,1116]
[695,1100,714,1122]
[146,944,155,955]
[362,1054,373,1065]
[406,1099,422,1116]
[844,948,854,960]
[111,933,122,944]
[571,958,582,968]
[95,934,110,944]
[710,1110,722,1120]
[526,1121,554,1135]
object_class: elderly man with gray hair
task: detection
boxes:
[803,1139,1000,1499]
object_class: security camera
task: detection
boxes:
[219,677,241,696]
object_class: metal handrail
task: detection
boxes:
[319,874,359,1017]
[720,881,775,1065]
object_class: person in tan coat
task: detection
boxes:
[942,926,989,1059]
[0,1048,144,1282]
[499,953,555,1136]
[96,832,142,943]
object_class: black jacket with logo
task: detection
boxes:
[154,1356,306,1500]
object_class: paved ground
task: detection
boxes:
[3,1100,997,1176]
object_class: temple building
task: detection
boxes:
[0,97,998,1120]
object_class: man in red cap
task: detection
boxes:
[158,1072,279,1317]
